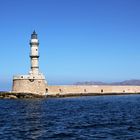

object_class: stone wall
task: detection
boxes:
[12,80,140,96]
[46,85,140,96]
[12,79,46,95]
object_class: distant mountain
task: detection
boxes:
[74,80,140,86]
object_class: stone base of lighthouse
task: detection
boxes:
[12,74,47,95]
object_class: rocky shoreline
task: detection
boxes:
[0,92,140,99]
[0,92,45,99]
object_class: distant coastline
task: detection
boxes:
[74,79,140,86]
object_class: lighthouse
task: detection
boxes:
[12,31,47,95]
[29,31,39,75]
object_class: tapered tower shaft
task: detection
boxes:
[30,31,39,75]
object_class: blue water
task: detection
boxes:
[0,95,140,140]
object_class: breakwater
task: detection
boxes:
[46,85,140,96]
[0,91,140,99]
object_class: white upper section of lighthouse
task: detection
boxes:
[30,31,40,75]
[13,31,46,81]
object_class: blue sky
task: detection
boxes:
[1,0,140,90]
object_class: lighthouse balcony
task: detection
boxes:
[30,54,39,58]
[13,74,45,80]
[13,75,30,80]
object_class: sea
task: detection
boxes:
[0,95,140,140]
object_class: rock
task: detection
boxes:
[6,95,17,99]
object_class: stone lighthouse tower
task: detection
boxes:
[30,31,39,75]
[12,31,47,95]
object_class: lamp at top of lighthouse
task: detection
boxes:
[30,31,39,44]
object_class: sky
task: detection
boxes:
[1,0,140,91]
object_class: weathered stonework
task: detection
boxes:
[46,85,140,96]
[12,79,46,95]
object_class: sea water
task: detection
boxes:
[0,95,140,140]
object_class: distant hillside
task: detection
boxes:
[74,80,140,86]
